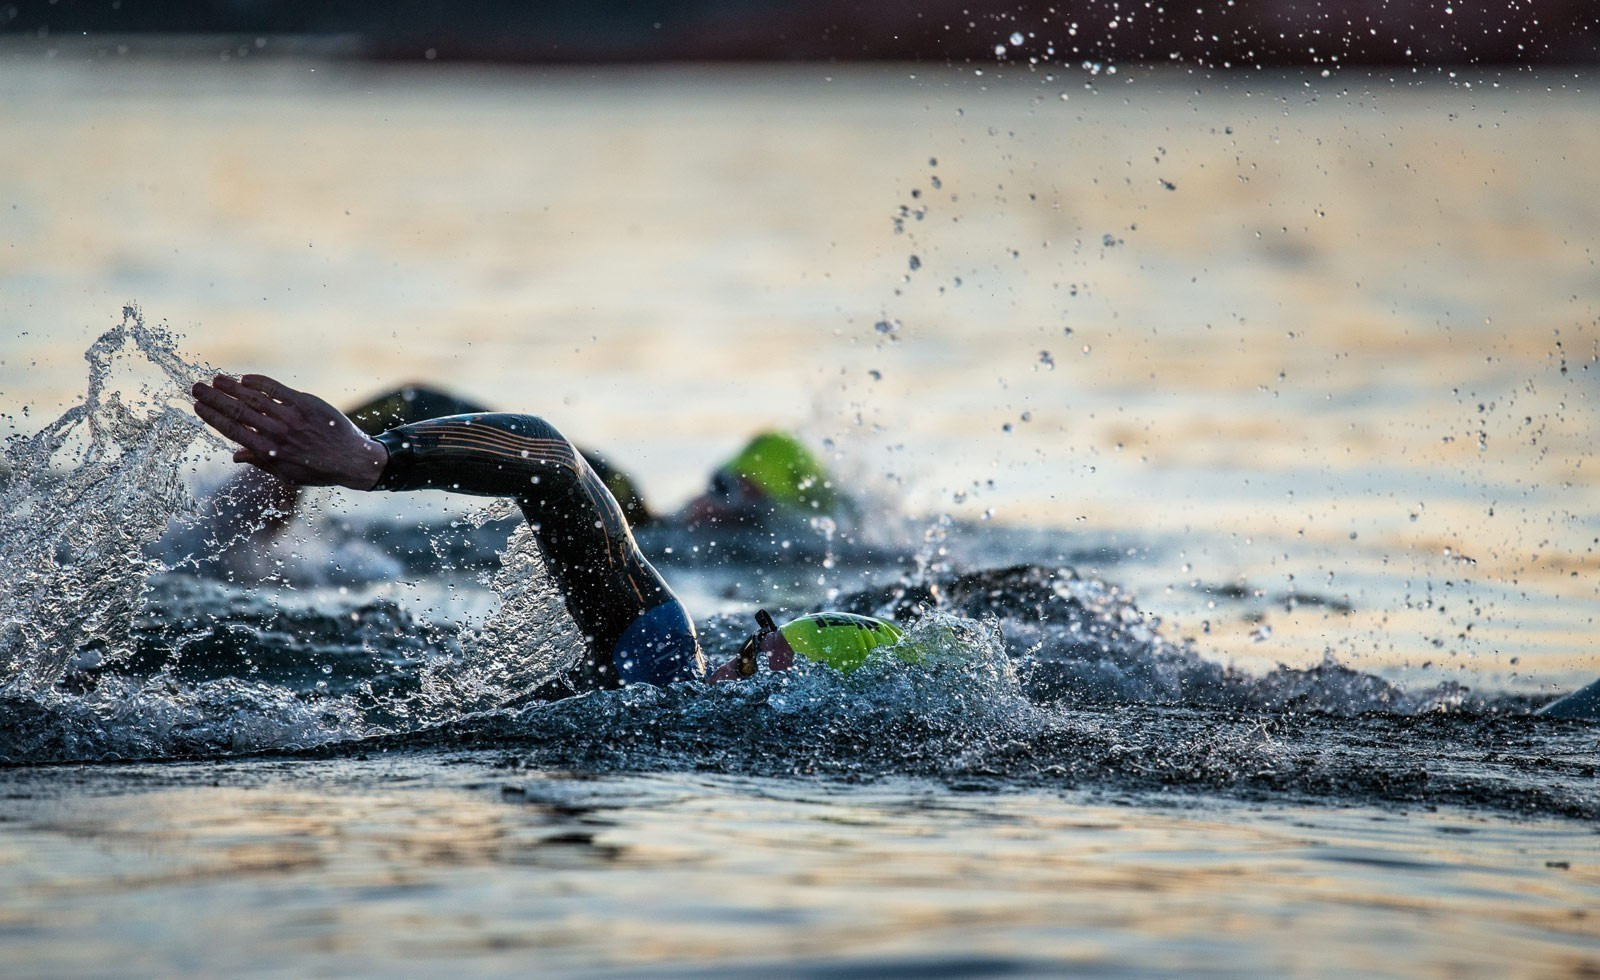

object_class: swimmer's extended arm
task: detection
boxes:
[192,375,388,490]
[192,374,695,687]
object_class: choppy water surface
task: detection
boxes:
[1,60,1598,975]
[3,762,1597,978]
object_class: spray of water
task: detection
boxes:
[0,308,586,760]
[409,523,586,718]
[0,306,212,690]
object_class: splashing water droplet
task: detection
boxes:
[0,306,211,689]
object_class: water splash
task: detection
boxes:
[0,311,591,759]
[828,563,1479,716]
[405,610,1596,820]
[415,524,585,717]
[0,305,211,690]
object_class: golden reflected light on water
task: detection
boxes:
[0,766,1595,974]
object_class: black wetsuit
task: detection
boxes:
[371,412,702,697]
[347,386,653,527]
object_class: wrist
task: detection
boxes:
[344,436,389,491]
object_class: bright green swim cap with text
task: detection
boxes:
[779,612,913,673]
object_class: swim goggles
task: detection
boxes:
[737,608,781,677]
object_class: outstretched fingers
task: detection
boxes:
[239,374,302,405]
[194,395,276,457]
[193,379,266,434]
[211,375,291,432]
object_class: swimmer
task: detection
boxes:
[190,373,895,698]
[682,429,844,528]
[202,383,841,547]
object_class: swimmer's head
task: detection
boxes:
[708,609,906,682]
[684,432,837,526]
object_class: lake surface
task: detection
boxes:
[0,55,1596,976]
[3,759,1597,978]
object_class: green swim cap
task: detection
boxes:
[779,612,913,673]
[724,432,837,513]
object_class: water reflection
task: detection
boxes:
[1,761,1594,975]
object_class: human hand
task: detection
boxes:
[192,374,388,490]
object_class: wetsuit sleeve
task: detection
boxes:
[344,386,653,526]
[369,413,701,691]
